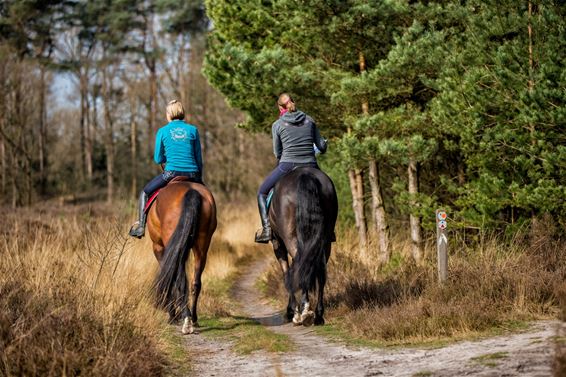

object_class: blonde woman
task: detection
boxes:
[129,100,203,238]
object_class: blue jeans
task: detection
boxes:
[143,170,203,195]
[258,162,318,197]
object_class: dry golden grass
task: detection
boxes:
[263,224,566,346]
[0,198,265,376]
[554,281,566,377]
[0,203,171,376]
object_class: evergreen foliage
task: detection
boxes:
[204,0,566,230]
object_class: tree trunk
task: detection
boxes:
[0,137,5,195]
[179,34,188,107]
[80,67,94,183]
[408,157,423,263]
[10,151,17,209]
[38,66,48,196]
[369,159,390,265]
[149,64,157,149]
[0,56,4,198]
[130,98,138,197]
[348,168,368,256]
[145,13,158,153]
[79,68,87,180]
[102,65,114,203]
[24,157,32,205]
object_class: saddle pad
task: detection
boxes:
[143,176,194,214]
[144,190,161,213]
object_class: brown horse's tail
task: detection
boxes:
[155,189,201,310]
[287,173,328,293]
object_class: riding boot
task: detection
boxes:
[254,194,271,243]
[129,191,149,239]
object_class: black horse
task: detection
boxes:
[269,167,338,326]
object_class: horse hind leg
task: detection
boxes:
[171,256,193,334]
[298,290,315,327]
[314,265,327,326]
[274,238,295,321]
[190,237,211,329]
[283,269,298,323]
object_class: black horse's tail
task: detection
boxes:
[287,173,327,293]
[155,189,201,310]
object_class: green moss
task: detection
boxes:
[471,352,508,367]
[412,371,433,377]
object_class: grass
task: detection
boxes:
[4,197,564,374]
[0,198,283,375]
[312,318,530,350]
[471,351,509,367]
[554,282,566,377]
[0,203,170,376]
[412,371,433,377]
[199,317,293,354]
[262,222,566,347]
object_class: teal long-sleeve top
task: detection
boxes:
[154,120,203,173]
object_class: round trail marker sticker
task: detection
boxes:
[437,211,447,222]
[438,220,447,230]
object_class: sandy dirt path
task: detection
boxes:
[186,257,561,377]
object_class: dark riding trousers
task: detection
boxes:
[258,162,319,197]
[143,170,203,195]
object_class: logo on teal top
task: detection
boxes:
[170,127,188,141]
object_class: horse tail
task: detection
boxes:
[155,189,201,310]
[287,173,327,293]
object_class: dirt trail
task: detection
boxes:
[186,257,560,377]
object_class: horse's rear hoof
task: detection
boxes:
[182,318,195,334]
[314,316,325,326]
[292,311,302,326]
[301,310,315,327]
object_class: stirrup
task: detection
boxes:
[254,227,271,243]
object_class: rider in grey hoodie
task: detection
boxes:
[255,93,327,243]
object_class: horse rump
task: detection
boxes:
[154,189,202,311]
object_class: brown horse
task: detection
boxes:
[146,179,216,334]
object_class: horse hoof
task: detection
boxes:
[292,311,302,326]
[314,316,325,326]
[301,310,315,327]
[182,318,195,334]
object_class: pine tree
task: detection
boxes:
[432,0,566,228]
[205,0,407,259]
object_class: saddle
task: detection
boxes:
[144,176,193,213]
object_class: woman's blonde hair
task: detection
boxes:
[166,100,185,121]
[277,93,296,112]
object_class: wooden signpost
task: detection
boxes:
[436,209,448,283]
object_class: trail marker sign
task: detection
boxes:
[436,209,448,283]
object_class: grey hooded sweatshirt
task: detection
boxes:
[272,110,327,164]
